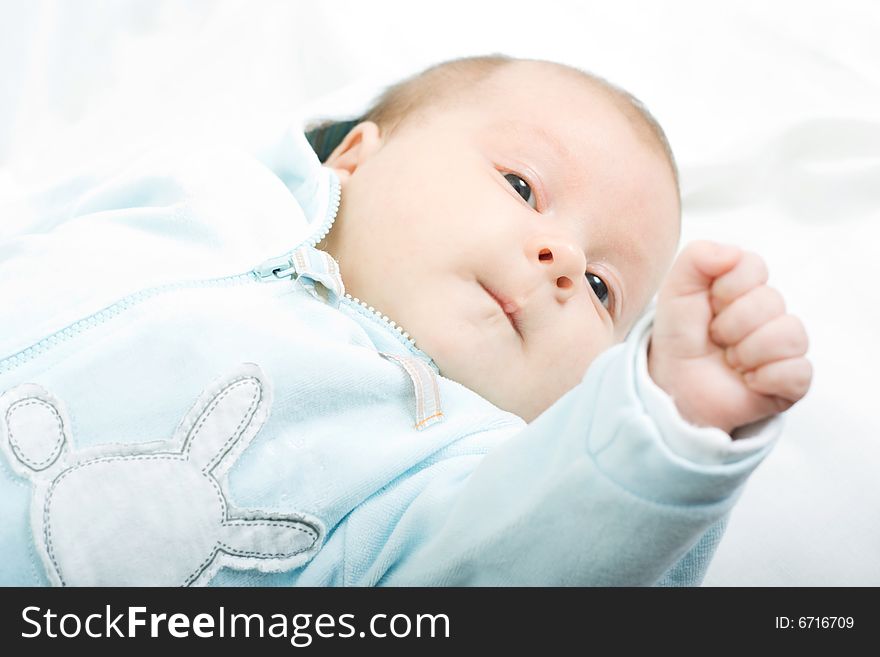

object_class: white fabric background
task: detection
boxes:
[1,0,877,585]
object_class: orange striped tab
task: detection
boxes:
[379,353,444,431]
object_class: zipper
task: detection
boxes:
[0,170,341,376]
[339,293,439,374]
[342,293,417,348]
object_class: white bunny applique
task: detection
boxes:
[0,363,323,586]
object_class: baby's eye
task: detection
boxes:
[586,272,610,309]
[504,173,537,209]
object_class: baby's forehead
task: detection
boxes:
[477,62,619,116]
[471,62,676,180]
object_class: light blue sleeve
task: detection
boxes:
[350,313,780,586]
[654,514,729,586]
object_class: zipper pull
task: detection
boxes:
[253,255,297,281]
[252,247,345,307]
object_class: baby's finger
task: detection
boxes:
[743,357,813,404]
[660,241,742,299]
[709,285,786,346]
[726,314,809,371]
[710,251,768,314]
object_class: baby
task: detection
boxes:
[0,55,810,586]
[310,56,811,429]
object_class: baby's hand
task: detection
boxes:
[648,241,812,435]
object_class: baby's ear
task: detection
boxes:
[325,121,383,183]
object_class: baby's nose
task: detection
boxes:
[529,237,586,301]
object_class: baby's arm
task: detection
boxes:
[346,323,776,585]
[349,242,807,586]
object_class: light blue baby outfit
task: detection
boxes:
[0,126,780,586]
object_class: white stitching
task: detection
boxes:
[6,399,65,471]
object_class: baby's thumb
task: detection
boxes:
[660,241,742,299]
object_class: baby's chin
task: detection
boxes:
[499,391,560,423]
[425,340,592,422]
[462,371,581,423]
[417,318,599,422]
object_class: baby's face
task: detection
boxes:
[324,62,681,421]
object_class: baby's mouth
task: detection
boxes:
[480,282,523,340]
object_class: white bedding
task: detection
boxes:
[1,0,877,585]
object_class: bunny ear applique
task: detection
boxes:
[0,364,324,586]
[0,384,70,481]
[176,362,271,479]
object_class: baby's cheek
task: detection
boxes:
[546,337,611,401]
[506,353,594,421]
[559,323,610,369]
[410,319,463,367]
[412,325,487,391]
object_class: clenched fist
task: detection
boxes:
[648,241,812,435]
